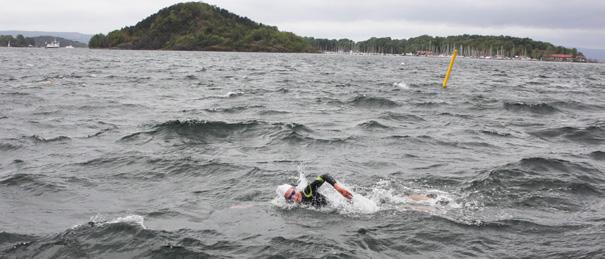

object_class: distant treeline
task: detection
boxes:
[0,35,35,47]
[305,35,582,59]
[89,2,314,52]
[0,34,86,48]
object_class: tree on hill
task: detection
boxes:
[0,34,35,47]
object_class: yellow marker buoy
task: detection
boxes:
[442,49,458,88]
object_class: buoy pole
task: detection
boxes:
[442,49,458,88]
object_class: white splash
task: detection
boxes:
[223,91,243,98]
[320,183,379,214]
[393,81,409,89]
[108,215,146,229]
[295,164,308,191]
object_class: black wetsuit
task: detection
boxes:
[300,174,337,207]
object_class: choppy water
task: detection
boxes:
[1,48,604,258]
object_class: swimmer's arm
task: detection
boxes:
[318,174,336,185]
[319,174,352,200]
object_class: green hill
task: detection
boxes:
[89,2,315,52]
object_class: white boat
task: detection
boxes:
[46,39,60,48]
[7,41,10,47]
[65,45,74,49]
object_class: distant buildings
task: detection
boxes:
[544,54,586,62]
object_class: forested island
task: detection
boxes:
[89,1,584,61]
[88,2,314,52]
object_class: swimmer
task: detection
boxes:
[276,174,352,207]
[276,174,436,208]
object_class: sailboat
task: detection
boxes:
[45,39,60,48]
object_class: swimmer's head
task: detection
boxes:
[276,184,301,203]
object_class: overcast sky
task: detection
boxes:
[1,0,603,49]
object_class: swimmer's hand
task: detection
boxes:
[334,183,353,200]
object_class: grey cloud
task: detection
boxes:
[208,0,605,30]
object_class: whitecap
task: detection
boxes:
[223,91,243,98]
[393,81,409,89]
[108,215,146,229]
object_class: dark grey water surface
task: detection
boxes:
[1,48,604,258]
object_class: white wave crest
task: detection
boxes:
[393,81,409,89]
[72,214,146,229]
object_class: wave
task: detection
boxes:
[121,120,265,143]
[392,134,495,149]
[527,81,548,86]
[503,101,560,114]
[27,135,71,143]
[589,151,605,160]
[156,120,261,135]
[549,100,605,111]
[357,120,390,129]
[0,215,233,258]
[529,123,605,144]
[257,110,290,115]
[86,127,115,138]
[315,97,345,106]
[0,143,21,151]
[203,106,249,113]
[463,157,603,209]
[223,91,243,98]
[272,123,356,146]
[348,95,399,108]
[120,119,351,147]
[196,91,244,100]
[279,133,353,146]
[469,218,587,233]
[0,174,65,195]
[478,130,512,137]
[412,101,448,107]
[0,232,36,253]
[379,112,425,122]
[393,81,409,89]
[438,112,473,119]
[142,160,243,178]
[1,91,29,96]
[275,87,289,93]
[76,153,244,179]
[184,74,198,80]
[0,232,35,244]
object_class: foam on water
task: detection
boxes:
[393,81,409,89]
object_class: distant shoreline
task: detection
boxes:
[1,46,601,64]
